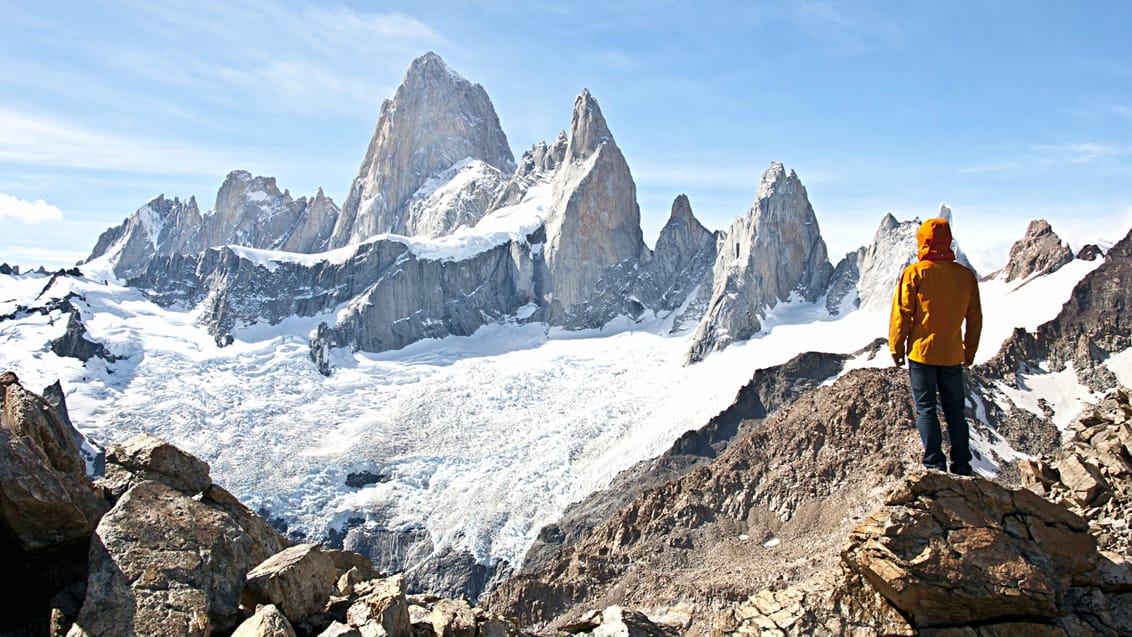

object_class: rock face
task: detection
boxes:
[541,89,646,318]
[0,372,107,634]
[331,52,515,245]
[687,162,833,362]
[998,218,1075,282]
[85,172,341,281]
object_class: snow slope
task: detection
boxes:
[0,241,1115,571]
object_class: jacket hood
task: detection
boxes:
[917,217,956,261]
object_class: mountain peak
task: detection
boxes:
[999,218,1074,282]
[567,88,613,162]
[405,51,463,85]
[330,53,515,246]
[755,161,793,199]
[670,194,693,220]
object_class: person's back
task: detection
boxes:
[889,218,982,474]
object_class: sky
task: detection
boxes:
[2,1,1131,273]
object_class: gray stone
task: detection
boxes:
[242,543,338,624]
[100,432,211,499]
[70,480,280,635]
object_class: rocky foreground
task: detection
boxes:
[3,366,1132,636]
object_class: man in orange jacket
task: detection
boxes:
[889,217,982,475]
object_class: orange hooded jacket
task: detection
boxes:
[889,218,982,366]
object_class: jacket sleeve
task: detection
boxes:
[889,268,915,359]
[963,273,983,365]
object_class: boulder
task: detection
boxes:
[430,598,476,637]
[232,604,297,637]
[564,606,679,637]
[99,432,211,499]
[317,622,361,637]
[68,479,276,635]
[243,543,338,624]
[842,472,1096,627]
[345,574,411,637]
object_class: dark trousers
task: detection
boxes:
[908,360,972,475]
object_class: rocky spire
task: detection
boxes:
[330,52,515,246]
[542,88,645,315]
[686,162,833,363]
[998,219,1074,283]
[565,89,612,163]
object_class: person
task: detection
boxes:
[889,217,982,475]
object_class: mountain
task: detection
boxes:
[329,52,515,245]
[686,162,833,363]
[994,218,1075,283]
[84,171,340,280]
[7,50,1132,625]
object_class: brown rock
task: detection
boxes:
[243,543,337,624]
[345,574,411,637]
[232,604,297,637]
[1055,453,1111,507]
[843,472,1096,627]
[431,598,476,637]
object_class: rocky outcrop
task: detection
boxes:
[69,433,289,636]
[1020,387,1132,556]
[718,471,1131,635]
[0,372,107,634]
[49,298,119,363]
[686,162,833,363]
[982,225,1132,393]
[331,52,514,245]
[997,219,1075,283]
[636,195,719,332]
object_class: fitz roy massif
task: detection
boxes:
[3,53,1132,635]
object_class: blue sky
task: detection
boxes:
[2,1,1130,272]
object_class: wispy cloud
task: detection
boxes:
[1032,142,1128,165]
[0,108,236,175]
[0,193,64,223]
[102,1,447,117]
[1114,105,1132,120]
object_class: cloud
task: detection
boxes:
[104,2,446,117]
[0,193,64,223]
[1032,142,1128,165]
[0,108,236,175]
